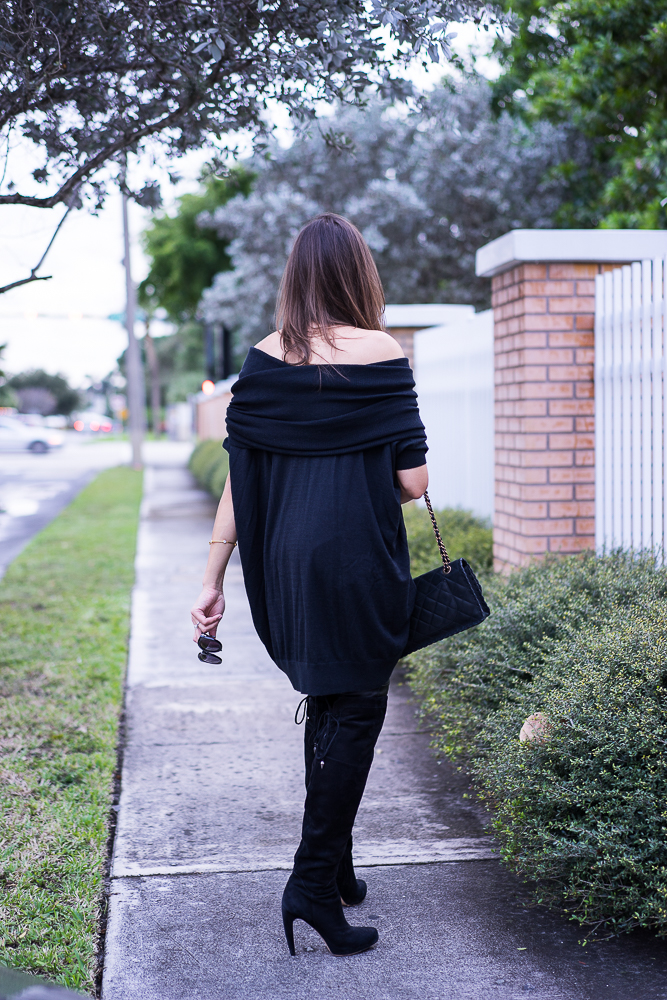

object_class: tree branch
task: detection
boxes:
[0,185,80,295]
[0,73,224,209]
[0,273,52,295]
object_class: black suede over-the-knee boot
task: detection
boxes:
[283,687,388,956]
[303,696,373,906]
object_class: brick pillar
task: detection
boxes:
[492,263,616,572]
[388,327,416,368]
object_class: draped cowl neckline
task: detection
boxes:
[224,347,427,458]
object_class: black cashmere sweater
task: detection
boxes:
[224,347,427,695]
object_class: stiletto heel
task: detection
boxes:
[282,875,378,957]
[282,905,296,957]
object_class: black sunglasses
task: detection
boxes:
[197,633,222,664]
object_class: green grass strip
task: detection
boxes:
[0,467,143,993]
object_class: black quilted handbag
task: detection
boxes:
[402,492,490,657]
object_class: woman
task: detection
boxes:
[190,213,428,957]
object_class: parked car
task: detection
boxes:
[72,411,114,433]
[0,415,64,453]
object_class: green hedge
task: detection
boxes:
[189,439,229,499]
[402,504,492,577]
[408,551,667,938]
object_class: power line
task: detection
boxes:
[0,309,171,325]
[0,311,119,320]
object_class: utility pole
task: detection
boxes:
[122,187,146,469]
[144,316,161,435]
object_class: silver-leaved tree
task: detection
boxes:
[201,77,591,346]
[0,0,505,293]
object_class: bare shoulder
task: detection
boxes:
[254,327,405,365]
[344,329,405,364]
[254,331,284,359]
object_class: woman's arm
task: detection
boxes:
[397,464,428,505]
[190,472,237,641]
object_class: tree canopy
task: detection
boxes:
[138,169,254,322]
[492,0,667,227]
[0,0,504,211]
[8,369,81,415]
[0,0,507,294]
[201,78,588,347]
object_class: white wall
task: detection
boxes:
[385,303,475,327]
[414,310,494,520]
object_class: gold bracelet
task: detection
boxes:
[209,538,237,547]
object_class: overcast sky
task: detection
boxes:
[0,24,499,388]
[0,157,207,387]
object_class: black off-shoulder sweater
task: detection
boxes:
[224,347,427,695]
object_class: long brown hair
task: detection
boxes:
[276,213,385,365]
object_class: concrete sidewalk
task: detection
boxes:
[102,459,667,1000]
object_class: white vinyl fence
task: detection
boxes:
[414,310,494,520]
[594,259,666,556]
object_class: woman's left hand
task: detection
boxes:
[396,464,429,504]
[191,586,225,640]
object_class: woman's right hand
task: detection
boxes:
[190,586,225,641]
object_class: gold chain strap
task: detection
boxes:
[423,490,451,575]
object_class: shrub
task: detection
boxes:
[408,551,667,937]
[402,503,492,577]
[478,604,667,938]
[189,439,229,499]
[409,551,667,756]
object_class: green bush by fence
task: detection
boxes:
[189,439,229,499]
[408,551,667,938]
[402,504,492,577]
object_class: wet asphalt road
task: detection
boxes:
[0,438,194,578]
[0,436,132,578]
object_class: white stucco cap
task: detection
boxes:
[476,229,667,278]
[384,303,475,328]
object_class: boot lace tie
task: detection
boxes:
[313,710,340,768]
[294,696,308,725]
